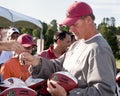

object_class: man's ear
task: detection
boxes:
[86,16,93,24]
[56,39,61,43]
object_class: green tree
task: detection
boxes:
[42,22,48,37]
[32,28,41,39]
[116,26,120,35]
[19,27,32,35]
[43,20,58,49]
[44,27,54,49]
[50,19,58,32]
[98,23,108,36]
[59,26,69,32]
[110,17,116,27]
[98,23,119,58]
[106,17,110,26]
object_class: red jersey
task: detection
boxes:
[38,46,57,59]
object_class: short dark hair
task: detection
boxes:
[54,31,71,42]
[89,14,95,21]
[81,14,95,21]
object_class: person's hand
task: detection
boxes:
[4,41,24,53]
[47,80,67,96]
[19,52,40,66]
[10,41,25,53]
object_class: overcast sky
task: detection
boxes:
[0,0,120,26]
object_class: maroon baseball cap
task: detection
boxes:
[17,34,37,47]
[60,1,93,26]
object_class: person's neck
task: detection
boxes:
[53,46,63,58]
[84,26,98,40]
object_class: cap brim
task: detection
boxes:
[60,17,79,26]
[22,43,37,47]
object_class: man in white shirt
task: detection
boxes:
[19,1,116,96]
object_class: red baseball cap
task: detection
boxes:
[60,1,93,26]
[17,34,37,47]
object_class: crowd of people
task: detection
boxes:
[1,33,37,81]
[0,1,118,96]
